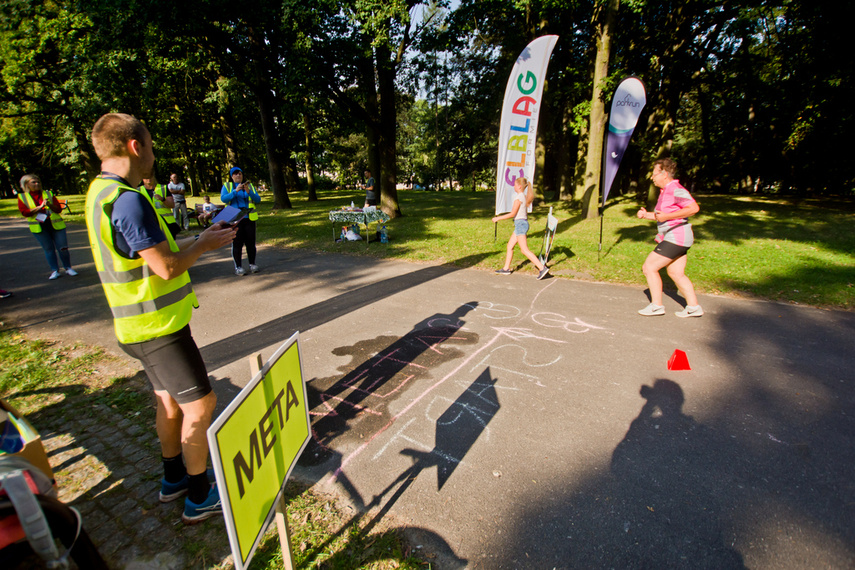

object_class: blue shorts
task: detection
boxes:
[514,219,529,235]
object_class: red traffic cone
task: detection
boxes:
[667,349,691,371]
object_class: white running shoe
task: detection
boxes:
[49,271,61,280]
[65,268,78,276]
[249,264,259,273]
[675,305,704,318]
[638,303,665,316]
[235,267,246,276]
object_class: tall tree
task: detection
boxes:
[576,0,619,218]
[307,1,438,217]
[0,1,112,188]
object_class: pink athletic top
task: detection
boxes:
[655,180,696,247]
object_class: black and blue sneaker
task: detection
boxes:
[159,468,215,503]
[182,484,223,524]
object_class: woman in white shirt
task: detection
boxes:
[491,177,549,280]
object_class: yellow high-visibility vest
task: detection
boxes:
[86,178,197,344]
[19,191,66,233]
[153,184,176,225]
[221,182,259,221]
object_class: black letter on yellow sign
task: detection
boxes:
[232,380,301,499]
[233,430,261,499]
[285,378,299,421]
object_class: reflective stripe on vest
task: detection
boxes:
[20,191,66,233]
[85,178,197,344]
[154,184,176,224]
[224,182,258,221]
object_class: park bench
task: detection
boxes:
[190,202,223,228]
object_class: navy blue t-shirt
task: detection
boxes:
[111,190,166,257]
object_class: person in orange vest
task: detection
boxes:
[17,174,78,280]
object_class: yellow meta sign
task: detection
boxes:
[208,332,310,570]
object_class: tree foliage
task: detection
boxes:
[0,0,851,206]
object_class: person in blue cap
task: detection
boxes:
[220,166,261,275]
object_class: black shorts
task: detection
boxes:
[653,240,691,260]
[119,325,212,404]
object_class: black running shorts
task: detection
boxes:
[119,325,212,404]
[653,240,690,260]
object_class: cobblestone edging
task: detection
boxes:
[37,403,234,569]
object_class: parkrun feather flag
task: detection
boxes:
[601,76,647,207]
[495,35,558,216]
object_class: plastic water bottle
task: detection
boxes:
[351,201,355,209]
[380,225,388,243]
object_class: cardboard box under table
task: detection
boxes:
[329,208,390,246]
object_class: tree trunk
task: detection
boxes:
[355,37,382,189]
[557,110,575,201]
[256,87,292,209]
[245,25,291,210]
[285,155,301,193]
[183,147,200,197]
[220,112,238,168]
[577,0,619,219]
[73,120,98,183]
[303,106,317,201]
[376,43,402,217]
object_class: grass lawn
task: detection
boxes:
[4,188,854,309]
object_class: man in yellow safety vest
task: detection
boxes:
[141,175,179,237]
[85,113,236,524]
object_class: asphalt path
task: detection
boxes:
[1,216,854,569]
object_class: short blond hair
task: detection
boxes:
[19,174,40,190]
[91,113,149,161]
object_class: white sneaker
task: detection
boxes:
[249,264,259,274]
[235,267,246,276]
[675,305,704,318]
[49,271,61,280]
[65,268,78,276]
[638,303,665,316]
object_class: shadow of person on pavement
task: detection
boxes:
[606,379,746,568]
[302,374,497,570]
[488,378,747,568]
[299,302,480,469]
[363,369,499,518]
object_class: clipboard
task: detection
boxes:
[212,205,249,225]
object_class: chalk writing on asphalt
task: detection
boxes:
[303,302,610,486]
[531,312,606,333]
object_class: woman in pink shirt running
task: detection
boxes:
[636,159,703,318]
